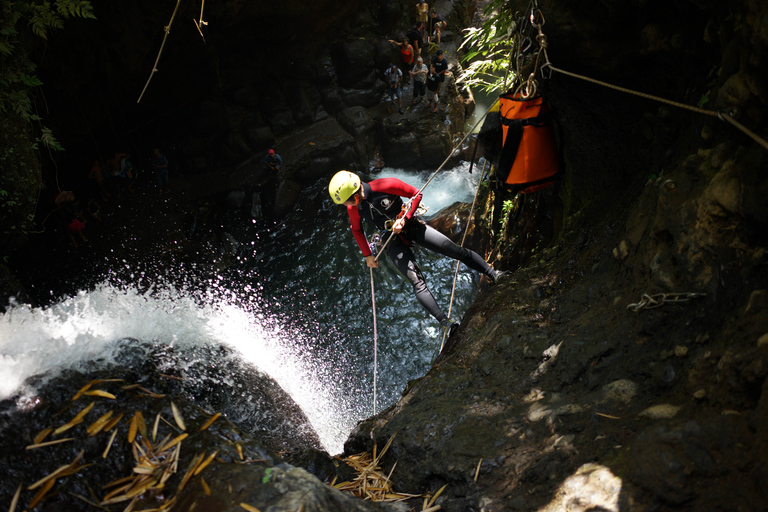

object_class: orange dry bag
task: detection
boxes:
[497,91,560,193]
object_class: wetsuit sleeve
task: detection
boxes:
[369,178,422,219]
[347,205,372,257]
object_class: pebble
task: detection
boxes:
[639,404,682,419]
[674,345,689,357]
[693,389,706,400]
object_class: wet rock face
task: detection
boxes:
[0,357,391,512]
[343,1,768,511]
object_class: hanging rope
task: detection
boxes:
[370,267,379,415]
[137,0,183,104]
[194,0,208,41]
[440,159,489,352]
[527,13,768,152]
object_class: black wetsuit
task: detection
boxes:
[346,178,496,322]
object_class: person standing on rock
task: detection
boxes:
[416,0,429,26]
[406,22,425,57]
[384,64,404,114]
[388,37,415,84]
[411,57,428,103]
[431,50,448,94]
[328,170,509,337]
[426,64,440,111]
[429,10,446,44]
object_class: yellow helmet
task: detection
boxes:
[328,170,361,204]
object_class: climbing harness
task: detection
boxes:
[627,292,706,312]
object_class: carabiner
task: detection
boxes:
[530,9,545,28]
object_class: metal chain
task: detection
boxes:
[627,292,706,312]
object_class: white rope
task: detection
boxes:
[370,267,378,415]
[440,160,488,352]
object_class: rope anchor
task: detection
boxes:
[627,292,706,312]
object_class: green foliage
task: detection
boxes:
[0,0,95,254]
[456,0,518,94]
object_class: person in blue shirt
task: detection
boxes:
[264,149,282,173]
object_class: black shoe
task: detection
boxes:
[399,107,404,114]
[439,318,459,338]
[491,269,512,284]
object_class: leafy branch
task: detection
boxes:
[0,0,96,253]
[456,0,518,94]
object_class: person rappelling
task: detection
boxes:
[328,170,509,337]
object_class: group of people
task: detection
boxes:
[60,147,172,248]
[88,148,172,203]
[386,2,450,113]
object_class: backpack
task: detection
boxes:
[485,91,561,194]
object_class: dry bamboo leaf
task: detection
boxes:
[68,492,109,510]
[375,434,396,463]
[26,437,74,450]
[135,411,148,439]
[33,427,53,445]
[87,410,115,436]
[153,413,161,442]
[128,413,139,443]
[178,453,203,492]
[240,504,261,512]
[103,427,119,458]
[473,459,482,482]
[53,417,84,435]
[595,412,621,420]
[54,402,95,434]
[138,386,165,398]
[201,477,210,496]
[103,481,134,501]
[198,412,221,432]
[154,433,171,453]
[422,506,441,512]
[28,477,55,509]
[236,443,243,460]
[28,463,71,490]
[426,484,448,509]
[157,433,188,453]
[133,466,156,475]
[104,475,136,489]
[125,476,160,498]
[9,482,22,512]
[122,384,141,390]
[72,383,93,401]
[194,450,218,476]
[103,412,125,432]
[100,492,137,505]
[84,389,117,399]
[170,401,186,431]
[72,401,96,422]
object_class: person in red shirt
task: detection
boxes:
[328,171,509,335]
